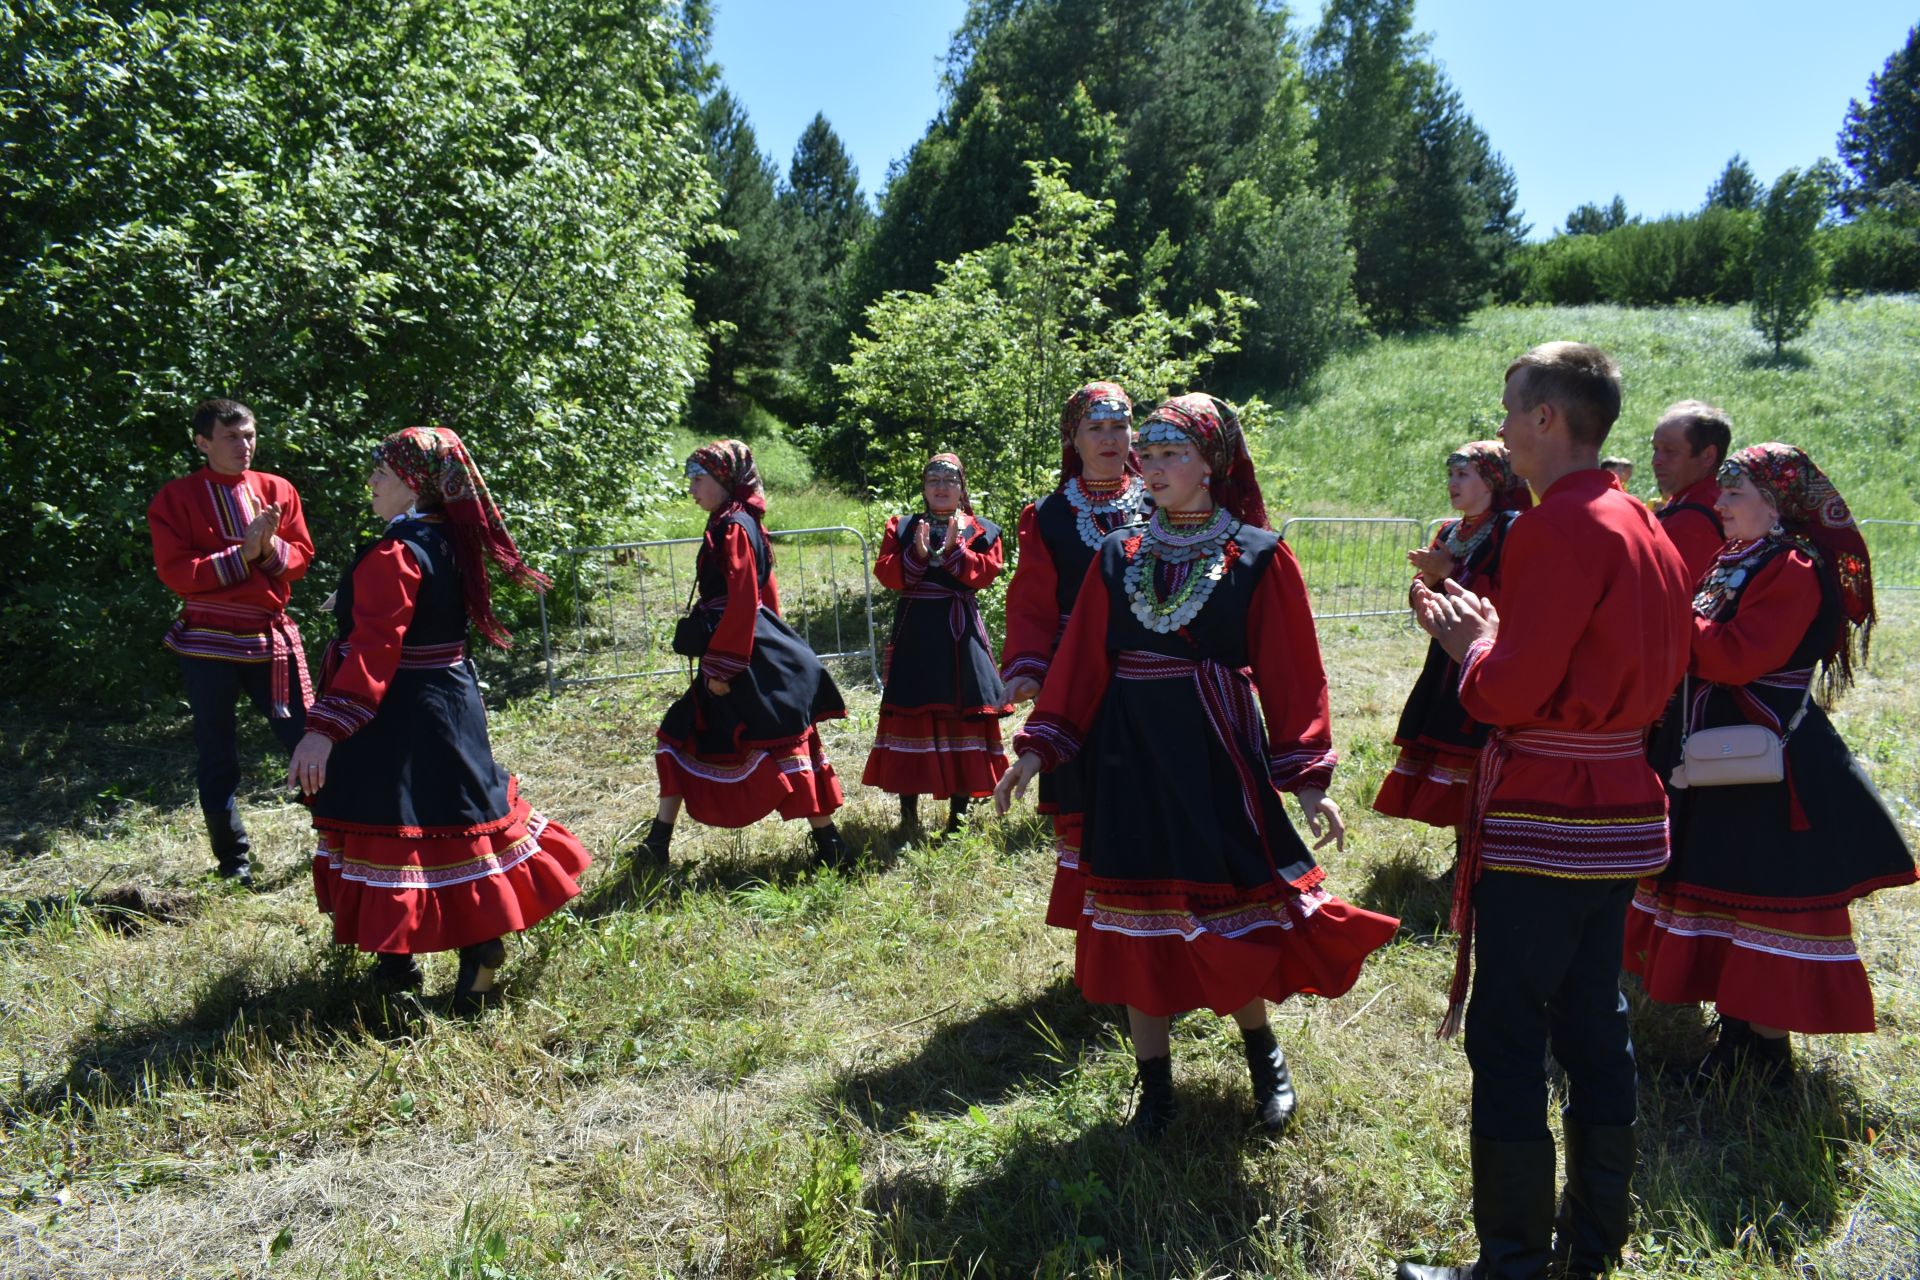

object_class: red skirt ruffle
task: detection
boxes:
[1371,742,1477,828]
[1044,812,1086,931]
[1072,888,1399,1017]
[1624,883,1876,1033]
[656,727,843,828]
[862,707,1007,798]
[311,790,589,955]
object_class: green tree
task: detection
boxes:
[0,0,715,697]
[1565,196,1632,235]
[779,114,873,401]
[1751,165,1833,355]
[1704,155,1761,211]
[1837,24,1920,212]
[834,162,1251,527]
[1196,182,1357,387]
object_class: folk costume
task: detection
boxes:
[305,428,589,1003]
[148,461,316,883]
[1013,394,1398,1135]
[1373,442,1533,829]
[863,455,1011,826]
[651,441,847,863]
[1406,467,1691,1280]
[1000,382,1152,926]
[1656,475,1725,585]
[1627,445,1914,1059]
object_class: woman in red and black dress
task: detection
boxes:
[1626,443,1915,1087]
[1373,441,1531,831]
[639,440,848,867]
[863,454,1011,833]
[290,427,590,1009]
[996,394,1398,1139]
[1000,381,1152,927]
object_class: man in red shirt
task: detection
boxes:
[147,399,315,886]
[1398,344,1692,1280]
[1650,398,1732,584]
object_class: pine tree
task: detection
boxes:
[1751,165,1832,355]
[1565,196,1631,235]
[780,115,872,404]
[1704,155,1761,211]
[1837,24,1920,212]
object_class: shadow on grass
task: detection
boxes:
[0,885,202,942]
[1353,847,1456,937]
[0,711,211,859]
[1,953,422,1127]
[1740,347,1816,372]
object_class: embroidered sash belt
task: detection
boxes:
[172,600,311,719]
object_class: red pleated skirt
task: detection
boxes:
[655,726,844,828]
[1071,888,1400,1018]
[1371,742,1477,828]
[862,707,1008,798]
[1044,812,1086,931]
[1623,883,1877,1033]
[312,787,589,955]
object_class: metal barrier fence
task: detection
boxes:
[1278,517,1427,620]
[537,525,880,694]
[1862,520,1920,592]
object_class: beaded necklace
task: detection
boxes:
[1692,536,1792,621]
[1123,507,1238,633]
[1063,473,1149,549]
[1441,510,1496,565]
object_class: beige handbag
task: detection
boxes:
[1669,675,1811,789]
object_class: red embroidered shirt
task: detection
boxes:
[148,467,313,662]
[1656,476,1725,586]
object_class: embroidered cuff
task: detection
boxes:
[257,535,287,576]
[901,543,929,583]
[212,544,251,586]
[701,648,750,681]
[305,694,377,742]
[1269,746,1338,793]
[1012,714,1082,771]
[1457,637,1496,695]
[1001,654,1049,684]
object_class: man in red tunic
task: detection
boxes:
[147,399,315,886]
[1650,398,1732,584]
[1398,344,1691,1280]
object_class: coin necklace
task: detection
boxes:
[1124,508,1236,633]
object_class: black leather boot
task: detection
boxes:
[899,794,921,834]
[1398,1136,1556,1280]
[205,804,254,889]
[944,796,970,834]
[450,938,507,1014]
[373,951,423,992]
[631,817,674,870]
[1130,1055,1176,1141]
[1694,1015,1751,1085]
[1242,1023,1298,1135]
[1553,1118,1635,1279]
[809,821,848,868]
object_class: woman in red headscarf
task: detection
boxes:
[1374,440,1533,831]
[863,454,1011,833]
[1626,443,1914,1088]
[290,427,591,1010]
[1000,381,1153,927]
[640,440,848,868]
[995,394,1398,1140]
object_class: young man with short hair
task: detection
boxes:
[147,399,315,886]
[1649,399,1733,582]
[1398,343,1691,1280]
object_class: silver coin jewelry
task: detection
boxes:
[1124,508,1238,633]
[1064,475,1149,549]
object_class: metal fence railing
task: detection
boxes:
[1278,517,1426,620]
[537,525,879,695]
[1861,520,1920,593]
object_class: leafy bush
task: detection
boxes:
[1516,208,1756,307]
[0,0,716,701]
[1826,210,1920,294]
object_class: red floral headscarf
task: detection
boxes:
[1447,439,1533,514]
[374,426,550,649]
[1137,393,1270,530]
[1057,381,1137,487]
[687,438,768,520]
[922,453,973,515]
[1720,442,1875,681]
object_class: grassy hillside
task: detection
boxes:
[1257,297,1920,524]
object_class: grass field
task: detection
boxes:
[4,299,1919,1278]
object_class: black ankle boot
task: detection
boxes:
[899,794,921,832]
[373,951,423,992]
[632,817,674,869]
[809,821,848,868]
[1130,1055,1176,1141]
[1554,1117,1635,1279]
[1399,1136,1556,1280]
[206,806,255,889]
[1745,1031,1794,1090]
[451,938,507,1014]
[944,796,970,833]
[1694,1014,1751,1085]
[1242,1024,1298,1135]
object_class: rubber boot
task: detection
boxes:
[1242,1023,1298,1135]
[809,821,848,868]
[1398,1137,1556,1280]
[1130,1055,1176,1142]
[1553,1118,1635,1279]
[450,938,506,1014]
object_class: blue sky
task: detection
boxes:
[708,1,1915,237]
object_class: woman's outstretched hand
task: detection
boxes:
[993,751,1043,815]
[1295,788,1347,851]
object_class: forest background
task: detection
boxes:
[3,0,1918,697]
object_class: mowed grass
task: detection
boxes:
[2,598,1917,1279]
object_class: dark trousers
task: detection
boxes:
[1466,871,1638,1143]
[178,654,307,863]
